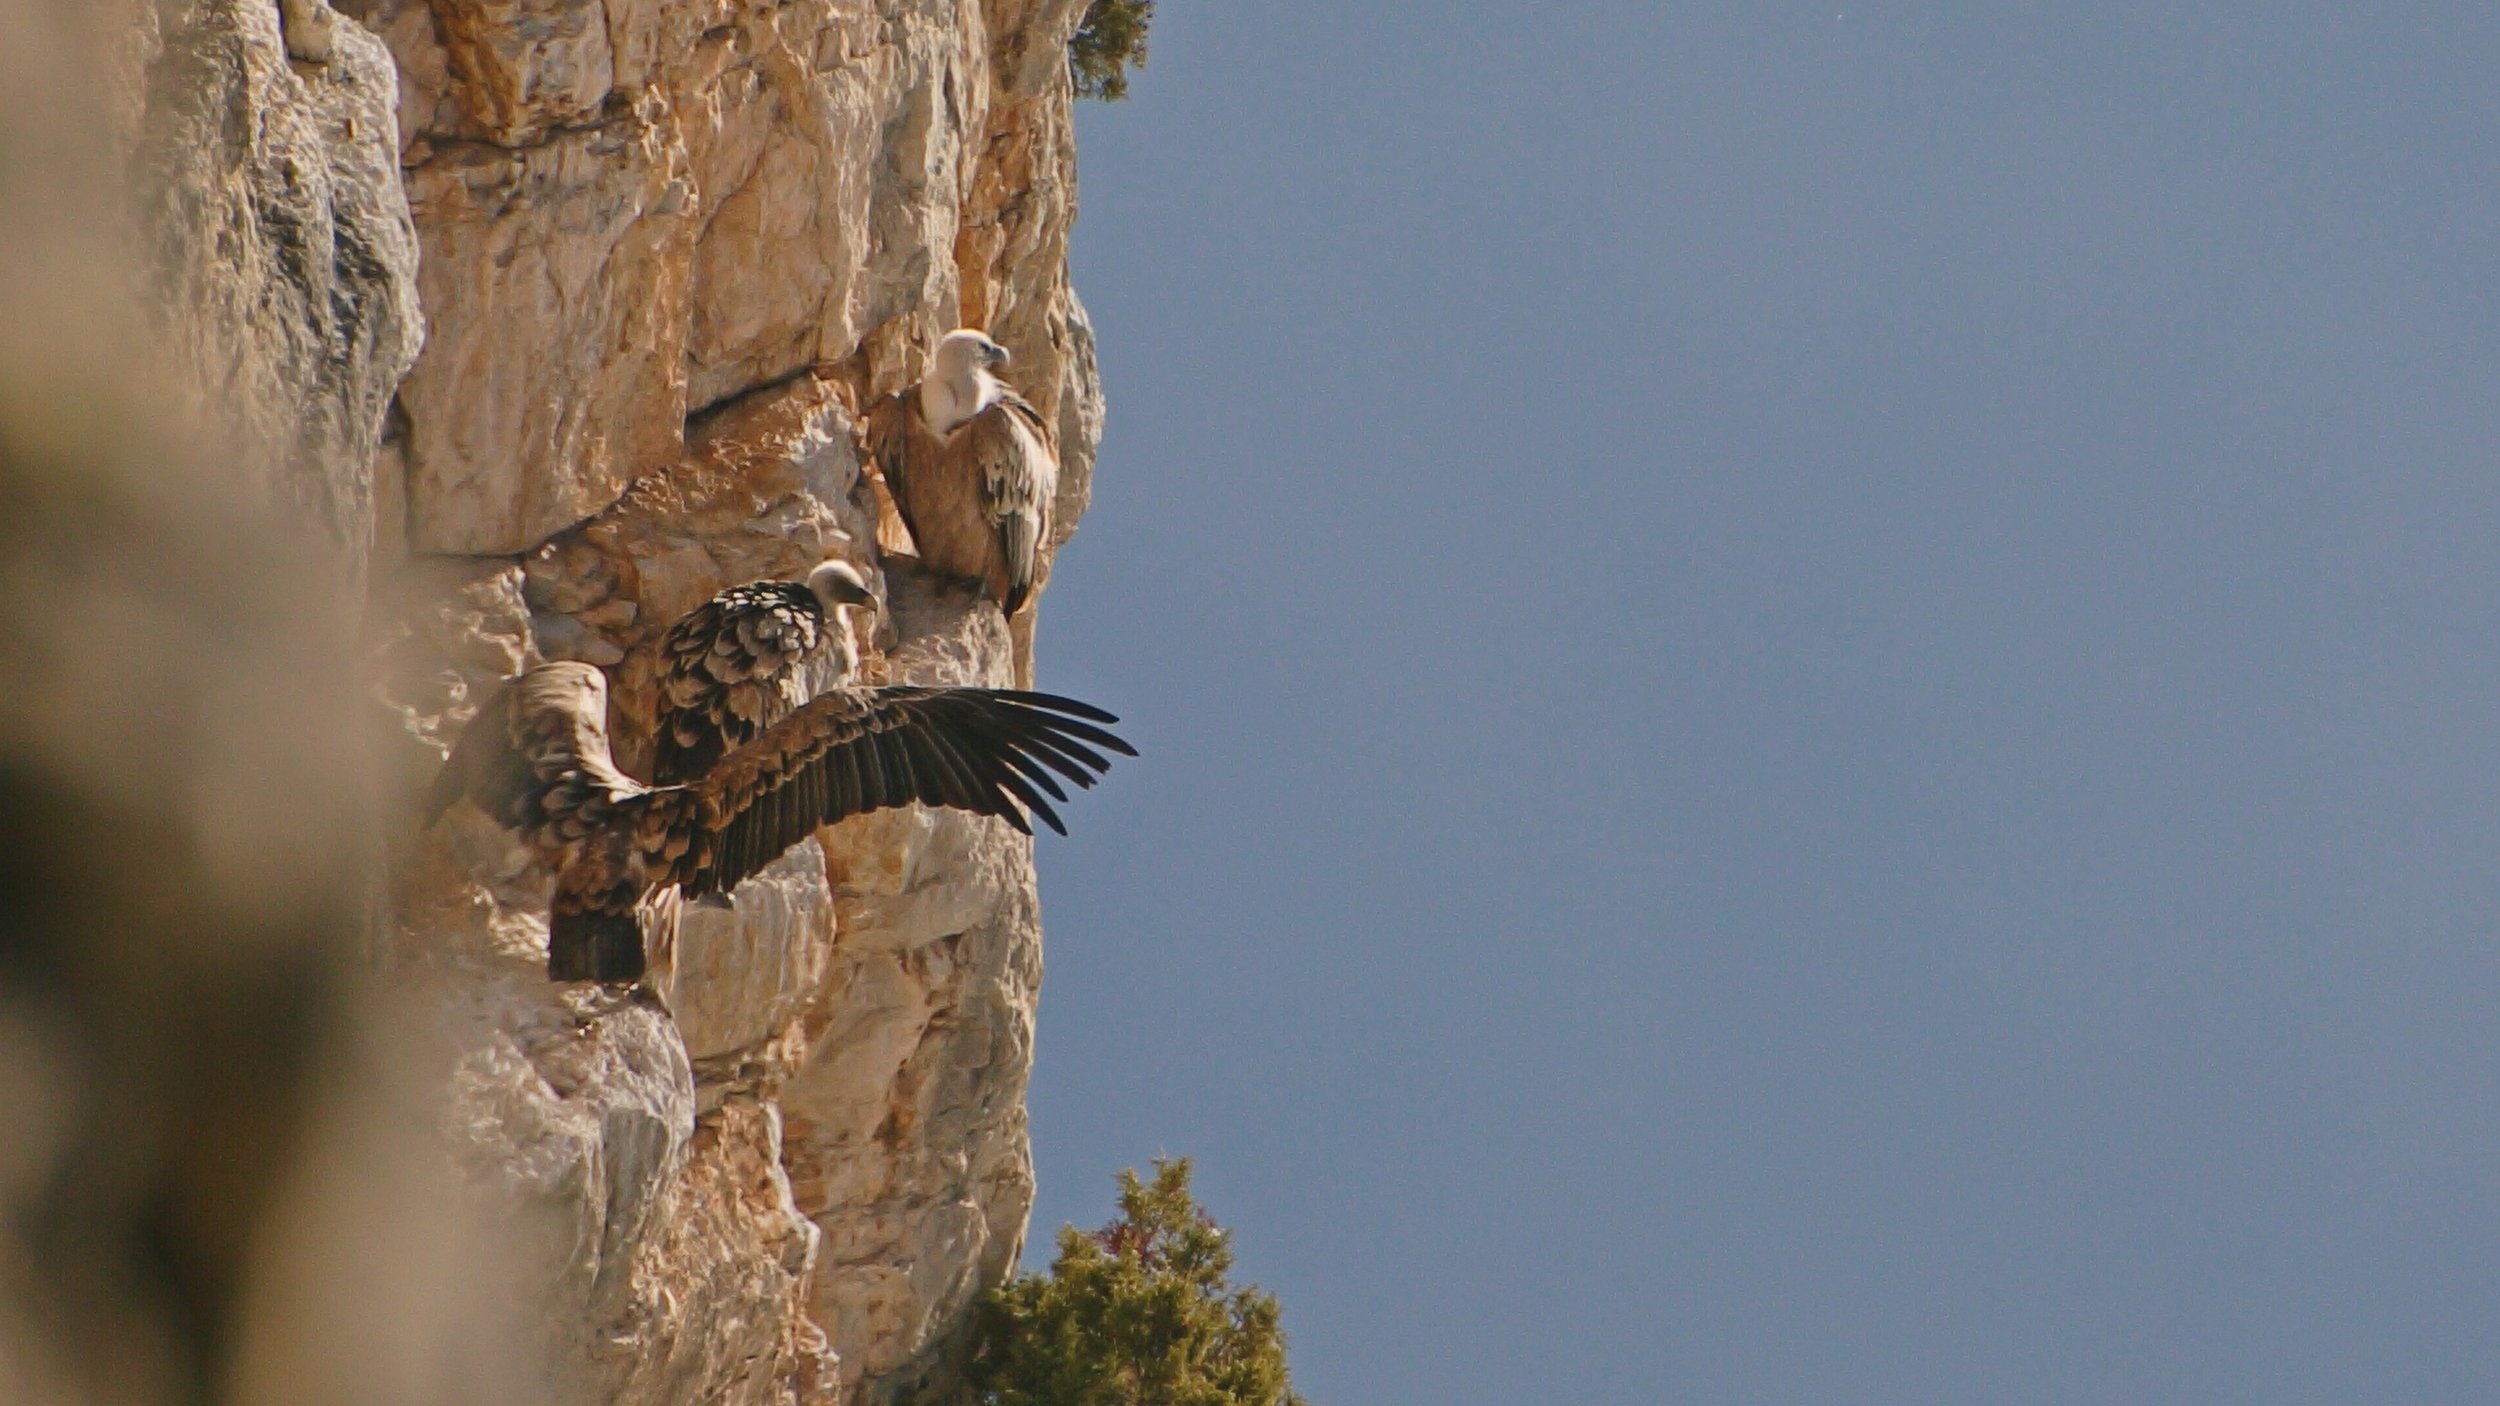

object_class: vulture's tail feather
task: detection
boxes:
[548,910,646,983]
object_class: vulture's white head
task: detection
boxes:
[922,328,1012,432]
[807,559,877,680]
[806,559,877,615]
[935,327,1011,373]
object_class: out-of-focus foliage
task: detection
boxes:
[963,1159,1307,1406]
[1070,0,1152,101]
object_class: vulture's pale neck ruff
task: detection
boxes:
[919,331,1006,436]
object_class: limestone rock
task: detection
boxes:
[397,93,695,553]
[602,1097,841,1406]
[278,0,338,64]
[395,815,787,1406]
[367,554,534,811]
[783,569,1048,1403]
[667,842,840,1082]
[671,0,965,412]
[125,0,425,583]
[426,0,615,143]
[380,366,877,1399]
[439,986,696,1322]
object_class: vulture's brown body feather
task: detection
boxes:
[866,369,1057,614]
[652,579,834,785]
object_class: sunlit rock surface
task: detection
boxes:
[350,0,1111,1399]
[128,0,425,583]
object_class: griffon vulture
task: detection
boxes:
[864,328,1057,614]
[423,587,1132,985]
[653,558,875,785]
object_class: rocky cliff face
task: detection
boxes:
[89,0,1107,1402]
[125,0,425,585]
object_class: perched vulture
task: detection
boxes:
[864,328,1058,614]
[423,612,1132,985]
[653,558,875,786]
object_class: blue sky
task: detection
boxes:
[1025,7,2500,1402]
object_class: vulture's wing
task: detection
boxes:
[423,663,635,851]
[546,787,701,983]
[672,686,1135,897]
[863,391,928,553]
[652,582,823,785]
[963,389,1056,614]
[424,663,678,985]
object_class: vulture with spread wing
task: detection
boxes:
[424,567,1131,984]
[864,328,1058,615]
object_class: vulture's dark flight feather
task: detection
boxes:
[426,660,1131,984]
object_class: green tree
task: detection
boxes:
[965,1159,1309,1406]
[1069,0,1153,101]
